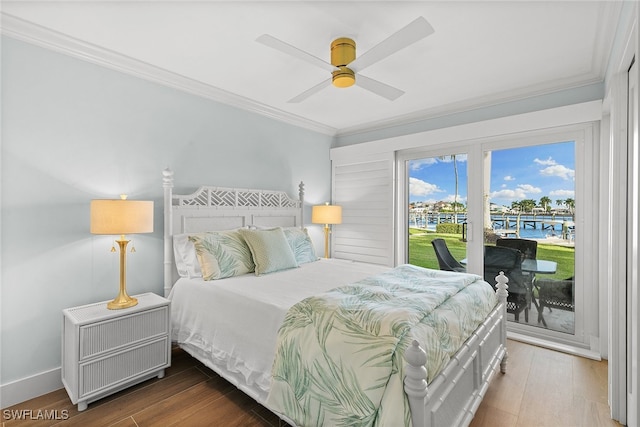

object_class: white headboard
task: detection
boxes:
[162,168,305,296]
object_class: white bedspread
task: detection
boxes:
[168,258,390,403]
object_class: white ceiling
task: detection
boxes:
[0,1,622,136]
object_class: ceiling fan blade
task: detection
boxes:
[348,16,434,73]
[288,78,332,103]
[256,34,337,72]
[356,74,404,101]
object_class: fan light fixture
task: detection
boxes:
[331,38,356,88]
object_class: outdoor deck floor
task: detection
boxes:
[509,302,574,334]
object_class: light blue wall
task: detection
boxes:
[0,36,333,387]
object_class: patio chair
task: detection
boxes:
[431,239,466,272]
[496,238,539,310]
[536,277,574,327]
[484,245,529,323]
[496,238,538,260]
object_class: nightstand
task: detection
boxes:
[61,292,171,411]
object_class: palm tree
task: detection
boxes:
[439,155,459,223]
[453,155,458,223]
[511,200,522,213]
[565,198,575,215]
[520,199,536,213]
[540,196,552,213]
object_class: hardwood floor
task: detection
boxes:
[470,340,621,427]
[2,340,621,427]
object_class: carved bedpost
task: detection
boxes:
[495,271,509,373]
[298,181,305,229]
[404,340,428,427]
[163,168,174,297]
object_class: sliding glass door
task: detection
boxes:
[399,123,597,349]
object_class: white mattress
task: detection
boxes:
[168,258,390,403]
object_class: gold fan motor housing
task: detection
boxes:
[331,38,356,88]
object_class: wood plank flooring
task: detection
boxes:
[470,340,621,427]
[2,340,622,427]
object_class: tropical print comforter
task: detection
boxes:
[266,264,497,427]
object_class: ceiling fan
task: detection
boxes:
[256,16,434,103]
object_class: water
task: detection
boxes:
[409,214,575,240]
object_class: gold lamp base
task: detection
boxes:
[106,238,138,310]
[322,224,331,258]
[107,293,138,310]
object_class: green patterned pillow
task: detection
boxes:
[189,230,254,280]
[239,228,298,275]
[282,227,318,264]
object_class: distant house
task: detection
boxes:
[490,203,510,213]
[433,201,451,211]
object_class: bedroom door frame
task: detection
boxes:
[626,57,638,427]
[605,5,637,422]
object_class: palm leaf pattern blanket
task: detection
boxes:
[266,264,498,427]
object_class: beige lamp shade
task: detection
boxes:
[90,199,154,235]
[312,204,342,225]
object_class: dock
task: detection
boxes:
[409,211,575,240]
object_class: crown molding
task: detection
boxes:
[0,12,337,137]
[336,74,604,140]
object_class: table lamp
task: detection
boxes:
[90,195,154,309]
[312,203,342,258]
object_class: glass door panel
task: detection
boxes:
[483,142,576,335]
[407,154,468,271]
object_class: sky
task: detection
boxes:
[408,141,575,208]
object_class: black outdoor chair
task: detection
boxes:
[496,238,538,260]
[484,245,529,322]
[431,239,466,272]
[536,277,575,328]
[496,238,539,310]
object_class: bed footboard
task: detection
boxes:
[404,272,509,427]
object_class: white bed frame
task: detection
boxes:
[162,168,509,427]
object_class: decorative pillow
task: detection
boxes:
[282,227,318,264]
[189,230,255,280]
[173,233,202,278]
[239,228,298,275]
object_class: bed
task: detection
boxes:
[162,168,509,427]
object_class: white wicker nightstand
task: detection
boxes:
[61,292,171,411]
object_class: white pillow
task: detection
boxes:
[173,233,202,278]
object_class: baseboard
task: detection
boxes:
[0,367,63,409]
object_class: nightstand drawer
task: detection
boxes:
[79,306,168,360]
[79,336,169,398]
